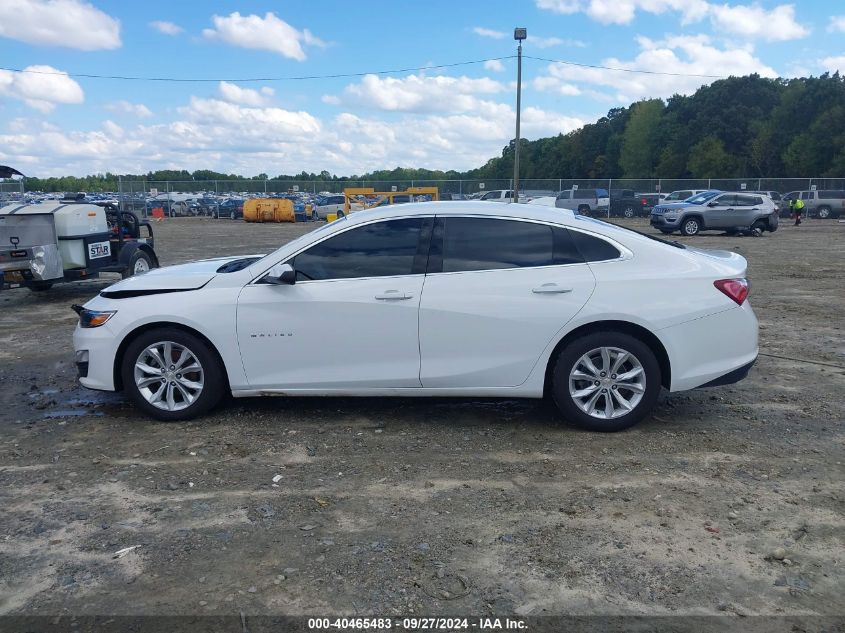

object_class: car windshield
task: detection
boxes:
[686,191,720,204]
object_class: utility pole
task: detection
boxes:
[513,27,526,203]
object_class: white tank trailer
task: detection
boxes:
[0,201,158,291]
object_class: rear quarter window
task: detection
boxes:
[569,230,621,262]
[819,190,845,199]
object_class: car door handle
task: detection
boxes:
[532,284,572,294]
[375,290,412,300]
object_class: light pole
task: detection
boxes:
[512,27,526,203]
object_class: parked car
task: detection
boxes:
[314,194,346,220]
[440,193,469,201]
[478,189,516,202]
[218,198,245,220]
[662,189,708,202]
[637,193,662,214]
[72,202,758,432]
[650,191,778,236]
[609,189,646,218]
[555,188,610,215]
[194,197,220,216]
[782,190,845,219]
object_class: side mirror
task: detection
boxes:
[707,201,719,207]
[263,263,296,285]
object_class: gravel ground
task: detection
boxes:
[0,215,843,620]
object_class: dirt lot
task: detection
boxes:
[0,215,843,622]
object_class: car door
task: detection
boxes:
[705,194,736,228]
[735,194,761,226]
[236,217,431,390]
[418,216,596,388]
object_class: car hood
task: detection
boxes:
[99,255,264,298]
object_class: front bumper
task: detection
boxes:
[650,214,681,229]
[73,323,120,391]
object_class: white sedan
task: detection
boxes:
[72,202,758,432]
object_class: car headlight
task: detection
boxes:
[72,305,116,328]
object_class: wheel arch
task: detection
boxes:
[113,321,229,392]
[543,320,671,395]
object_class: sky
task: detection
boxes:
[0,0,843,177]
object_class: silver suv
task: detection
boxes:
[782,190,845,219]
[555,188,609,214]
[650,190,779,236]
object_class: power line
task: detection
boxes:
[0,57,516,83]
[524,55,725,79]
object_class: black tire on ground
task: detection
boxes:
[681,217,701,236]
[577,205,591,216]
[122,249,154,279]
[816,206,831,219]
[336,210,345,218]
[623,206,636,218]
[751,219,768,235]
[120,327,226,421]
[28,281,53,292]
[550,331,662,432]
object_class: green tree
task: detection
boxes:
[687,137,737,177]
[619,99,663,177]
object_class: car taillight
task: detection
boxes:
[641,198,648,205]
[714,278,749,305]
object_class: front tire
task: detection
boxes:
[623,206,636,218]
[550,331,662,432]
[681,217,701,236]
[817,206,831,219]
[121,328,225,421]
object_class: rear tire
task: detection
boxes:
[577,205,591,216]
[121,328,225,421]
[681,217,701,236]
[28,281,53,292]
[336,210,345,218]
[817,206,831,219]
[751,219,767,235]
[550,331,662,432]
[623,206,635,218]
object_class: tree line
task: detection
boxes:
[12,73,845,193]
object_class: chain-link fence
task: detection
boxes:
[0,180,25,207]
[7,176,845,218]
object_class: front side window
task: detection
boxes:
[293,218,426,281]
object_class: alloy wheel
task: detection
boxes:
[568,346,646,420]
[134,341,204,412]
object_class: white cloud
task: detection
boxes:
[829,15,845,33]
[106,100,153,118]
[820,55,845,74]
[217,81,275,107]
[709,3,808,42]
[484,59,506,72]
[536,0,581,14]
[202,12,326,61]
[149,20,183,36]
[0,0,120,50]
[535,0,807,40]
[0,88,584,176]
[336,74,508,114]
[533,34,776,103]
[321,94,341,105]
[473,27,507,39]
[0,65,84,113]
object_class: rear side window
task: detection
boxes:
[569,230,621,262]
[819,190,845,198]
[440,217,552,272]
[293,218,426,281]
[574,189,594,199]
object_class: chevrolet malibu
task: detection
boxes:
[73,202,758,432]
